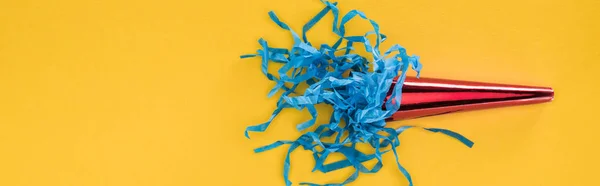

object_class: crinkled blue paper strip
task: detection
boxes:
[241,1,473,186]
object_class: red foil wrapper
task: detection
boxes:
[386,77,554,121]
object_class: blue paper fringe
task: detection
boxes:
[242,1,473,185]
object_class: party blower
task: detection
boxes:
[386,76,554,121]
[242,1,556,186]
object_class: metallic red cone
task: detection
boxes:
[386,77,554,121]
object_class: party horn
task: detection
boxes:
[386,77,554,121]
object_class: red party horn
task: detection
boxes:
[386,77,554,121]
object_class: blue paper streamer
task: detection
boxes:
[242,1,473,185]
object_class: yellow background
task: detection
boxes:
[1,0,599,185]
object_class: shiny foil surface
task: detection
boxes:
[386,77,554,121]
